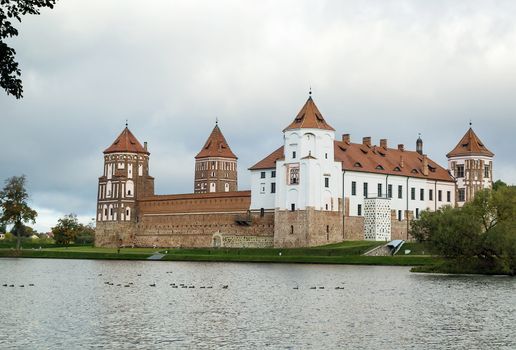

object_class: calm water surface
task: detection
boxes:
[0,258,514,349]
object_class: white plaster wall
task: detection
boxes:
[250,169,277,210]
[344,171,455,218]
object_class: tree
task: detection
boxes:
[52,213,80,245]
[0,223,5,234]
[1,0,57,99]
[0,175,37,250]
[410,185,516,274]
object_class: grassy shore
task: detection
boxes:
[0,241,438,267]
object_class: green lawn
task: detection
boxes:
[0,241,438,267]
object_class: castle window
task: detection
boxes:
[458,188,465,202]
[325,153,328,159]
[351,181,356,195]
[388,185,392,198]
[363,183,368,198]
[378,183,382,197]
[438,190,442,202]
[104,209,108,216]
[484,165,489,178]
[260,183,266,194]
[290,225,294,234]
[447,191,451,202]
[127,190,131,196]
[325,204,328,210]
[324,177,329,188]
[271,182,276,193]
[411,188,415,200]
[420,188,424,201]
[110,208,113,216]
[271,170,276,178]
[292,151,296,159]
[260,208,265,217]
[429,189,433,201]
[398,210,402,221]
[260,171,266,178]
[291,203,296,211]
[225,183,229,192]
[357,204,362,216]
[415,208,420,219]
[398,185,403,199]
[456,164,464,178]
[288,165,299,185]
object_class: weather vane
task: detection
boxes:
[125,119,128,127]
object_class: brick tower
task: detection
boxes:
[447,126,494,207]
[194,122,238,193]
[96,125,154,225]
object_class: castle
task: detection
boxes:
[95,95,494,248]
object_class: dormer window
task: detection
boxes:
[376,165,384,170]
[354,162,362,168]
[394,167,401,172]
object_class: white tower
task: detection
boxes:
[447,126,494,206]
[274,94,343,247]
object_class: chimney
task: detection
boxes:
[400,155,404,168]
[144,142,148,151]
[398,144,404,151]
[342,134,350,143]
[422,154,429,176]
[362,136,371,147]
[380,139,387,148]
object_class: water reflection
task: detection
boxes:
[0,259,514,349]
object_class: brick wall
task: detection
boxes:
[274,207,342,248]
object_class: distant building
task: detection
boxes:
[447,127,494,206]
[95,95,492,248]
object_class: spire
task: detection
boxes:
[104,127,149,155]
[446,127,494,158]
[195,123,237,159]
[283,96,335,132]
[416,133,423,155]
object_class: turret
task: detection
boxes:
[447,126,494,206]
[96,125,154,223]
[194,122,238,193]
[416,134,423,155]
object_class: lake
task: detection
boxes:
[0,258,514,349]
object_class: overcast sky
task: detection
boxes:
[1,0,515,232]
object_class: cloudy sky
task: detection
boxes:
[1,0,515,232]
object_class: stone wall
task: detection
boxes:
[343,216,364,240]
[274,207,342,248]
[216,234,274,248]
[95,222,137,248]
[390,210,415,241]
[133,211,274,248]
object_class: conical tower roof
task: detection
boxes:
[195,123,237,159]
[104,127,149,155]
[283,96,335,132]
[446,127,493,158]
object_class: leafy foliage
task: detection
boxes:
[411,185,516,275]
[0,0,57,98]
[52,213,80,245]
[0,175,37,249]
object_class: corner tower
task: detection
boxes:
[96,126,154,226]
[194,122,238,193]
[274,94,343,247]
[447,127,494,206]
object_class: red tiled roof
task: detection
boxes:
[104,127,149,154]
[334,141,454,182]
[250,142,454,182]
[283,96,335,132]
[249,146,284,170]
[446,128,494,158]
[195,124,237,159]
